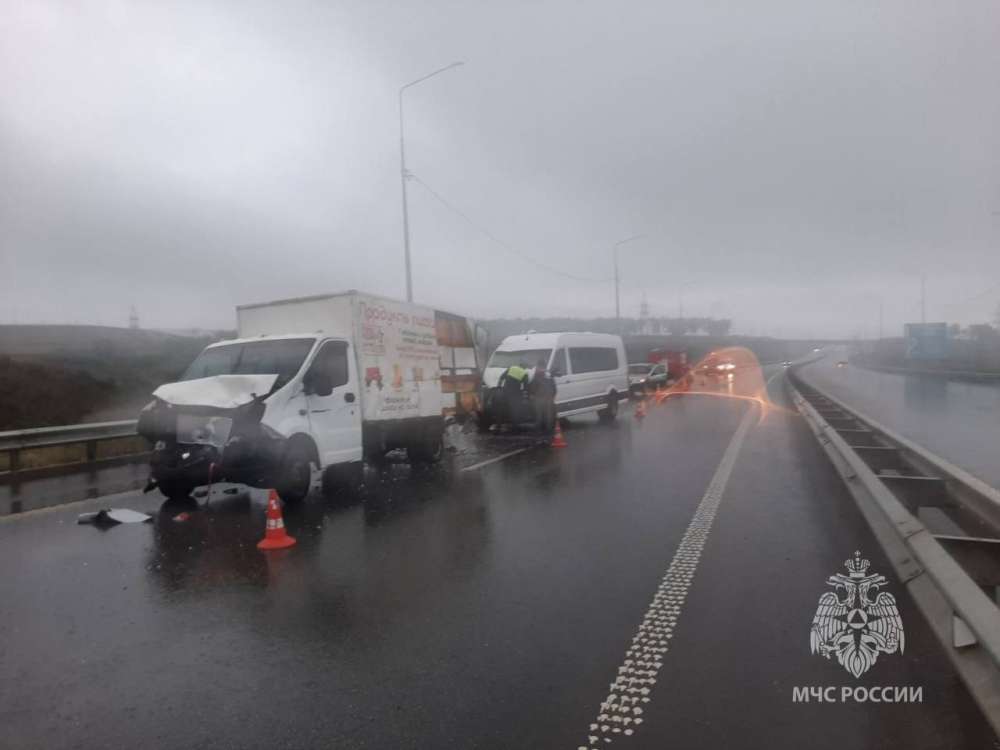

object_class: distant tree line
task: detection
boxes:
[0,327,223,429]
[0,356,115,430]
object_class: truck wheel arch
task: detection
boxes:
[284,433,319,465]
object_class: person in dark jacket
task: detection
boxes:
[528,357,556,433]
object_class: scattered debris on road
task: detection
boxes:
[77,508,152,526]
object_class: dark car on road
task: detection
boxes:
[627,362,668,395]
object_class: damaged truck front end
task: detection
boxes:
[138,394,287,500]
[136,368,300,500]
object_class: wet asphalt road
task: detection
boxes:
[801,346,1000,489]
[1,366,996,749]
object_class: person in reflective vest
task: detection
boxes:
[497,364,530,424]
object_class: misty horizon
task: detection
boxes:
[3,1,998,338]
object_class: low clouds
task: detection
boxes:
[2,0,998,337]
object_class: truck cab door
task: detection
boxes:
[302,340,363,466]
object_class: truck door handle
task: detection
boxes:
[344,392,356,403]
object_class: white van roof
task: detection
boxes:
[495,332,623,350]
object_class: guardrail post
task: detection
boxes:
[86,440,97,463]
[9,448,19,473]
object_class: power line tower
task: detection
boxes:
[639,293,651,334]
[129,305,140,330]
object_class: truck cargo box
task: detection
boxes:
[237,290,480,421]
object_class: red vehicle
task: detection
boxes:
[647,348,689,381]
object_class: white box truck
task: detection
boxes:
[138,291,482,502]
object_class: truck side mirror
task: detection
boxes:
[304,370,334,397]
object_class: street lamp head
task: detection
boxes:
[613,234,645,249]
[402,61,466,92]
[612,233,646,333]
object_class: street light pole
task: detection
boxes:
[399,94,413,303]
[920,274,926,324]
[399,61,464,303]
[614,250,620,324]
[612,235,644,334]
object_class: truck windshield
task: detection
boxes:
[181,338,316,388]
[487,348,552,370]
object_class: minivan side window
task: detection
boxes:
[550,348,568,376]
[568,347,618,374]
[308,340,350,390]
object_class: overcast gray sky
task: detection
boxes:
[2,0,998,338]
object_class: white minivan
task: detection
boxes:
[479,332,629,428]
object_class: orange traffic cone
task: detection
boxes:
[635,398,647,420]
[257,489,296,550]
[550,420,568,448]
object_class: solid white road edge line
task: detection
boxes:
[459,448,531,473]
[577,403,758,748]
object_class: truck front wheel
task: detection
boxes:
[278,441,317,503]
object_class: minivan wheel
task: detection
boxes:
[599,391,619,423]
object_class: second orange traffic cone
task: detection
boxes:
[257,489,296,550]
[635,398,647,420]
[550,420,568,448]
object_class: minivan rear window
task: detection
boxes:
[569,347,619,374]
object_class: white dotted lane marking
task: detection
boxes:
[459,448,531,473]
[577,403,757,749]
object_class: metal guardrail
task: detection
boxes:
[0,420,141,474]
[787,365,1000,733]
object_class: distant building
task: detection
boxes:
[903,322,948,360]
